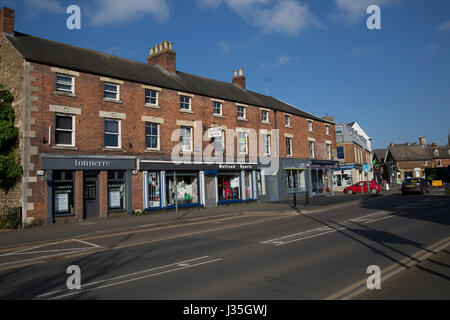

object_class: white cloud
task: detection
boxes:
[352,47,369,55]
[331,0,402,25]
[261,55,299,68]
[426,44,438,53]
[23,0,65,14]
[90,0,169,26]
[196,0,321,36]
[436,21,450,32]
[217,41,231,54]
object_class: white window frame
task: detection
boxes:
[55,74,75,94]
[326,143,331,160]
[261,110,270,123]
[309,141,315,158]
[238,131,248,155]
[285,115,291,127]
[180,126,193,152]
[104,83,120,101]
[213,101,223,116]
[145,89,158,107]
[180,95,192,111]
[145,122,160,150]
[262,134,271,156]
[237,105,247,120]
[336,126,343,135]
[308,120,314,132]
[325,125,330,136]
[286,137,293,157]
[104,118,121,149]
[54,114,75,147]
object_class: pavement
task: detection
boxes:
[0,189,392,249]
[360,245,450,300]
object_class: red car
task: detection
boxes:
[344,181,381,194]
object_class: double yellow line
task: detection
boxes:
[325,236,450,300]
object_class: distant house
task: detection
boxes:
[385,137,434,184]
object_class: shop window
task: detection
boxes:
[108,171,125,210]
[245,172,254,199]
[53,170,75,216]
[256,171,266,195]
[218,174,241,201]
[285,170,306,193]
[166,172,199,206]
[148,172,161,208]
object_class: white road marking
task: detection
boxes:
[37,256,211,298]
[40,256,223,300]
[259,197,449,247]
[72,238,101,248]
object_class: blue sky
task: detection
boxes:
[4,0,450,149]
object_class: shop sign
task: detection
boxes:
[208,127,222,138]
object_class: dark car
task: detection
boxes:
[401,178,430,195]
[344,181,382,194]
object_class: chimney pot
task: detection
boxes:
[147,40,176,73]
[232,68,246,89]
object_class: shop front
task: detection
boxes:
[273,158,309,201]
[41,154,136,224]
[309,160,339,196]
[140,160,258,210]
[333,164,360,190]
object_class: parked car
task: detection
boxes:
[344,181,381,194]
[401,178,430,195]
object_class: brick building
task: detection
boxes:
[0,7,337,225]
[333,122,372,190]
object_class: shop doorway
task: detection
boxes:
[83,171,99,219]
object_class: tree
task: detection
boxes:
[0,85,22,193]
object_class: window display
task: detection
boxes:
[166,172,199,206]
[108,171,125,210]
[53,171,74,215]
[218,174,241,201]
[148,171,161,208]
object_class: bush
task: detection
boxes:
[0,207,21,229]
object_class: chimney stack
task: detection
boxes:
[147,40,176,73]
[232,68,246,89]
[419,136,426,147]
[0,7,15,36]
[323,116,334,122]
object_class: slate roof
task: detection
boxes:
[431,146,450,159]
[387,145,434,161]
[373,149,387,162]
[5,31,332,124]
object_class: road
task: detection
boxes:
[0,190,449,301]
